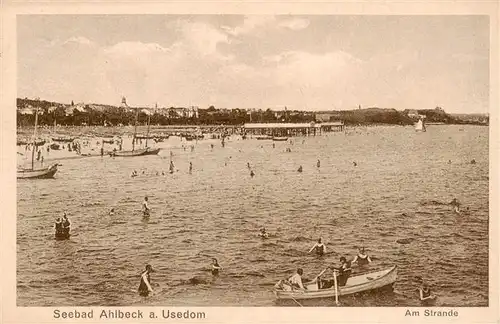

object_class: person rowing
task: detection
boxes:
[308,238,326,256]
[211,258,222,276]
[138,264,154,297]
[142,196,150,217]
[328,257,352,286]
[352,247,372,266]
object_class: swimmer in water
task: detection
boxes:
[317,159,320,168]
[211,258,222,276]
[353,162,357,167]
[109,208,115,216]
[189,162,193,174]
[250,170,255,177]
[247,162,251,169]
[297,165,303,173]
[309,238,326,256]
[415,277,436,303]
[258,228,269,238]
[450,198,461,213]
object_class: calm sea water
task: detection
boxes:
[17,125,489,307]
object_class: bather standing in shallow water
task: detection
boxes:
[211,258,222,276]
[309,238,326,256]
[352,247,372,266]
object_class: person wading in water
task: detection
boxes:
[142,196,150,217]
[308,238,326,256]
[62,213,71,236]
[138,264,154,297]
[352,247,372,266]
[211,258,222,276]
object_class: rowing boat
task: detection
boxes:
[255,135,273,140]
[17,163,59,179]
[274,266,397,300]
[114,147,160,157]
[272,136,288,141]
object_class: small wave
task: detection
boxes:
[283,248,307,257]
[246,271,266,278]
[79,202,103,207]
[250,257,268,263]
[396,238,414,244]
[178,276,209,285]
[419,200,448,206]
[452,232,475,241]
[291,236,309,242]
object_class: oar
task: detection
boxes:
[290,296,303,307]
[316,268,327,279]
[333,269,340,306]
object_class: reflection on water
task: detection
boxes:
[17,125,488,306]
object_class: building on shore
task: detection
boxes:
[243,121,344,137]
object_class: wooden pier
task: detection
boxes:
[243,121,344,137]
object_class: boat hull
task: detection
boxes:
[274,266,397,300]
[114,148,160,157]
[17,164,58,179]
[272,137,288,141]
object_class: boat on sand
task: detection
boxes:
[17,163,59,179]
[17,106,60,179]
[273,266,397,301]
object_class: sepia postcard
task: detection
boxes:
[1,1,499,324]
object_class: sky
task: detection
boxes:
[17,15,489,113]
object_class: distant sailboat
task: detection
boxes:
[415,118,426,132]
[17,106,59,179]
[114,104,160,157]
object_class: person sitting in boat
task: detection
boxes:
[329,257,352,286]
[211,258,222,276]
[352,247,372,266]
[258,228,269,238]
[308,238,326,256]
[288,268,305,290]
[62,213,71,236]
[142,197,150,217]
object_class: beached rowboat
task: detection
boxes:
[272,136,288,141]
[274,266,397,300]
[17,163,59,179]
[114,147,160,157]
